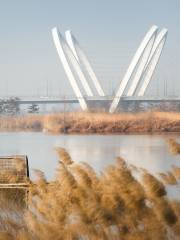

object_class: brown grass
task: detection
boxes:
[171,166,180,179]
[159,172,177,185]
[0,111,180,134]
[168,138,180,155]
[0,148,179,239]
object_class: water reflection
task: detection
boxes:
[0,133,179,181]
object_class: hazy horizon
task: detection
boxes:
[0,0,179,97]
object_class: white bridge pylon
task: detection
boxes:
[65,30,105,96]
[137,28,168,96]
[52,27,105,111]
[52,25,168,113]
[109,25,168,113]
[52,27,94,98]
[52,27,88,110]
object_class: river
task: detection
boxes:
[0,132,179,178]
[0,132,179,199]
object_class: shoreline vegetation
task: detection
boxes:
[0,148,179,239]
[0,111,180,134]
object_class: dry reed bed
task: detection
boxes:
[0,148,179,239]
[1,111,180,134]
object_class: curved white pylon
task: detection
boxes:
[65,30,105,96]
[138,29,168,96]
[65,30,79,61]
[52,27,88,111]
[126,34,156,96]
[53,27,93,97]
[109,25,158,113]
[62,41,93,96]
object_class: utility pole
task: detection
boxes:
[46,80,49,97]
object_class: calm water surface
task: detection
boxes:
[0,132,179,180]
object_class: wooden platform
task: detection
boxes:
[0,155,30,206]
[0,155,29,188]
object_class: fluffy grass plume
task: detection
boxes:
[168,138,180,155]
[0,149,179,239]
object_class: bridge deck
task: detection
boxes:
[15,96,180,104]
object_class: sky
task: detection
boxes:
[0,0,179,97]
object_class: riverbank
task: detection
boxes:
[0,111,180,134]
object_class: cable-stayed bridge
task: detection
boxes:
[51,25,169,113]
[2,24,178,113]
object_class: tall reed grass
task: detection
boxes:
[0,148,179,239]
[0,111,180,133]
[168,138,180,155]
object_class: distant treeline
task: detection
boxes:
[0,97,20,115]
[0,98,39,115]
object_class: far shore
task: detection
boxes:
[0,111,180,134]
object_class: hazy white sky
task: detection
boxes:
[0,0,179,97]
